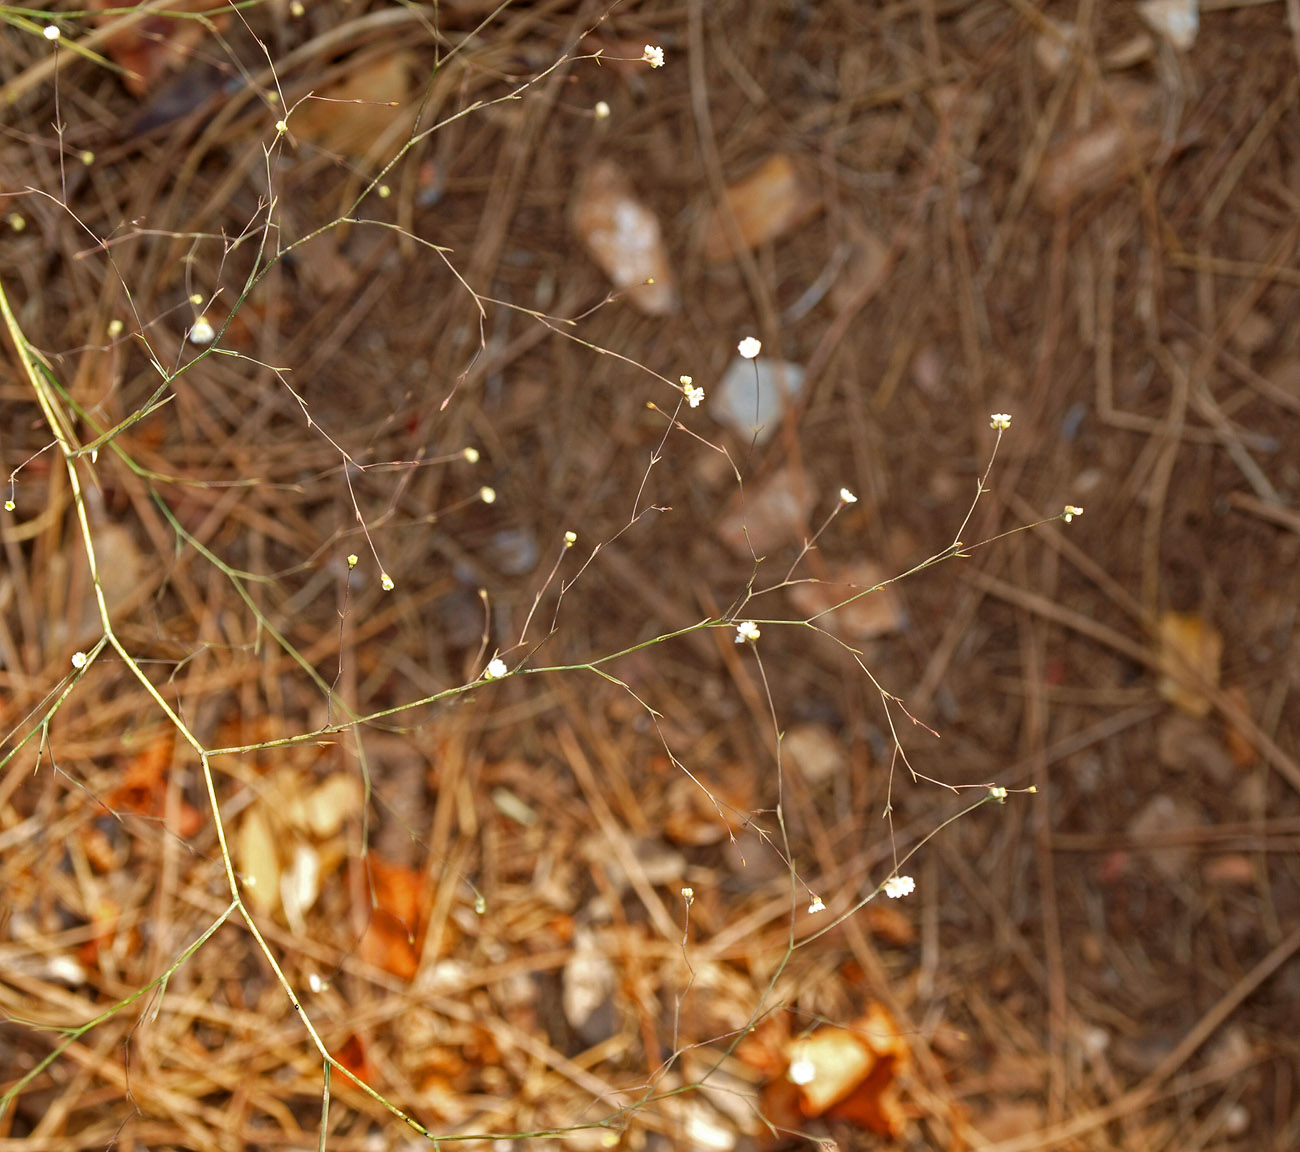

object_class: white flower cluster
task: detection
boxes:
[883,874,915,899]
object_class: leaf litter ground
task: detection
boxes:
[2,2,1299,1150]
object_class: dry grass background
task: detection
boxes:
[2,1,1300,1149]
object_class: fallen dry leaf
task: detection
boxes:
[571,159,677,315]
[701,153,820,264]
[291,51,418,161]
[786,562,908,640]
[1220,686,1259,770]
[562,926,616,1041]
[1127,793,1205,882]
[1138,0,1199,51]
[782,724,845,787]
[786,1003,911,1138]
[358,855,426,981]
[92,0,221,98]
[662,762,754,846]
[107,733,203,839]
[1203,854,1255,887]
[237,803,282,916]
[1156,610,1223,716]
[1036,83,1160,211]
[864,901,916,948]
[716,466,815,557]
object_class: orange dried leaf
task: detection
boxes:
[290,51,417,160]
[1203,853,1255,886]
[1220,686,1259,770]
[336,1033,374,1083]
[107,733,203,837]
[1156,611,1223,716]
[77,898,120,969]
[735,1014,791,1080]
[864,901,916,947]
[786,1004,910,1138]
[571,160,677,315]
[702,152,821,263]
[359,856,425,981]
[663,763,754,846]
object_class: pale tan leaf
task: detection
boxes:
[571,160,677,315]
[237,805,282,915]
[701,153,820,264]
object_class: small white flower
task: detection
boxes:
[594,100,611,120]
[681,887,694,904]
[737,336,762,360]
[107,318,123,338]
[188,316,215,345]
[807,894,825,914]
[79,150,95,167]
[4,499,14,512]
[1063,504,1083,523]
[641,44,665,68]
[990,413,1012,430]
[787,1057,816,1086]
[883,874,915,899]
[462,446,480,463]
[484,657,508,680]
[275,119,288,134]
[380,573,395,591]
[563,530,577,547]
[43,24,60,40]
[479,486,497,505]
[735,620,761,644]
[346,553,359,569]
[839,487,857,504]
[71,651,88,669]
[682,378,704,408]
[988,785,1008,802]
